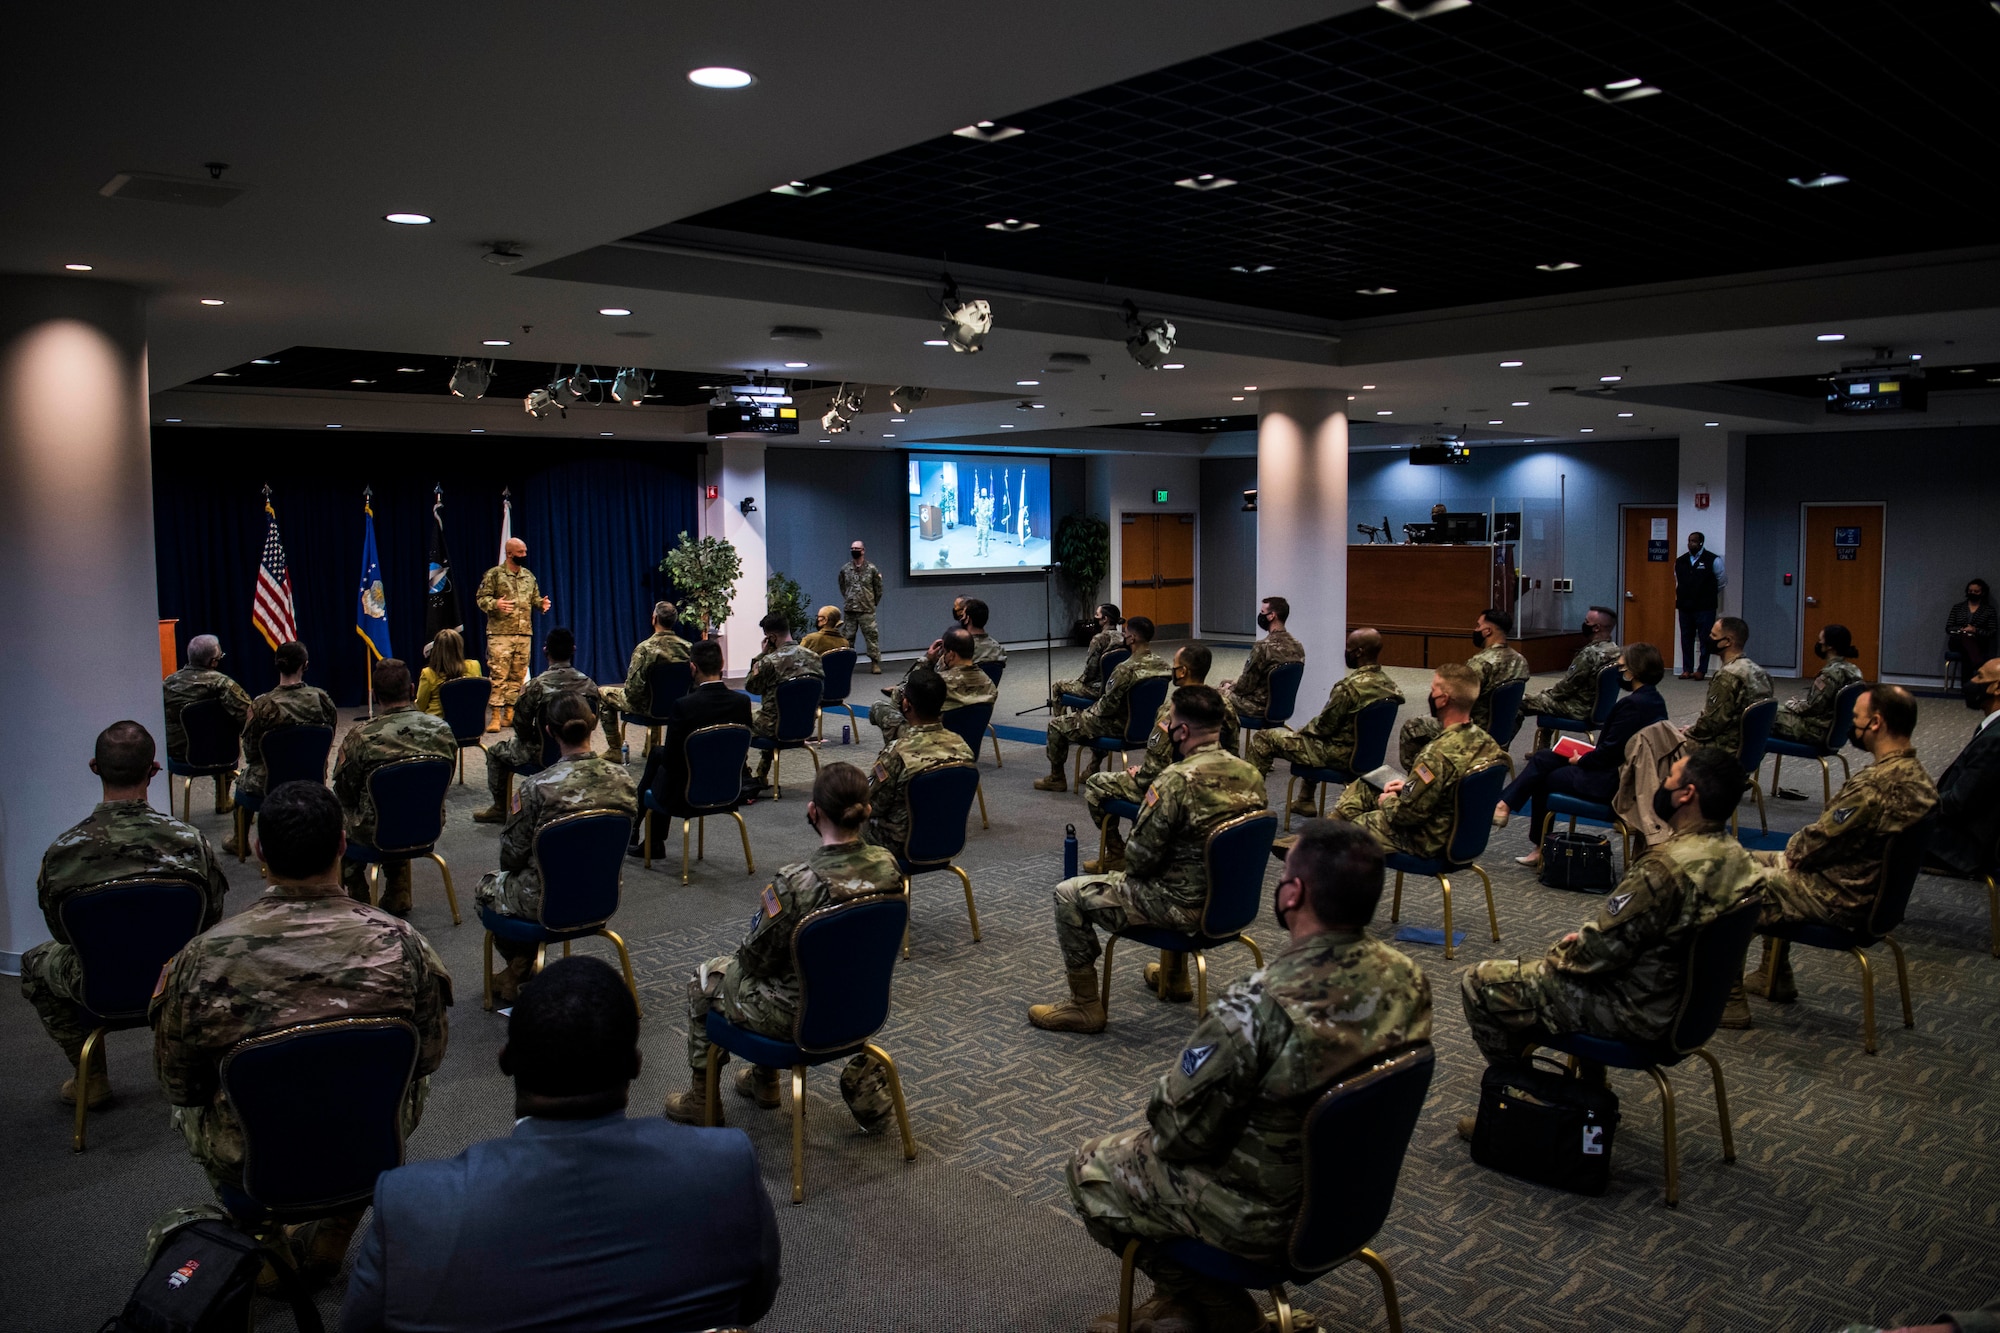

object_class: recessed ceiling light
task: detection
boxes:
[600,431,614,437]
[687,66,754,89]
[64,263,93,271]
[1488,419,1503,425]
[1376,0,1472,17]
[350,378,375,384]
[1816,333,1845,342]
[1704,422,1720,427]
[1231,396,1245,401]
[1788,173,1849,189]
[1617,411,1634,417]
[986,218,1039,232]
[1243,385,1258,391]
[923,339,949,347]
[1162,363,1185,370]
[1347,395,1356,401]
[784,361,810,369]
[1229,263,1277,274]
[1014,380,1042,387]
[1536,261,1581,272]
[882,433,897,438]
[953,121,1024,142]
[1599,375,1622,382]
[210,372,237,378]
[483,339,510,347]
[164,418,181,423]
[769,180,829,197]
[199,298,226,306]
[383,212,432,225]
[600,307,632,316]
[1512,401,1530,406]
[326,423,342,429]
[396,366,420,373]
[890,417,906,422]
[1583,81,1660,102]
[1140,411,1156,417]
[1357,287,1398,296]
[1500,360,1523,367]
[1579,427,1595,432]
[1175,174,1238,191]
[470,428,485,433]
[1362,384,1377,390]
[999,423,1015,428]
[252,358,278,365]
[1376,410,1393,415]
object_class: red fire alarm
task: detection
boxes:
[1693,488,1710,510]
[705,484,720,501]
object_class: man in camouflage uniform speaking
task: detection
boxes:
[475,691,638,1005]
[332,658,457,913]
[476,628,603,825]
[477,536,552,732]
[665,761,906,1128]
[1248,628,1405,819]
[744,611,825,795]
[151,780,451,1279]
[19,721,228,1109]
[1457,748,1762,1132]
[863,667,974,853]
[1036,616,1174,793]
[162,632,251,813]
[839,539,886,674]
[1067,820,1432,1333]
[1030,685,1267,1034]
[598,600,691,757]
[1334,663,1507,863]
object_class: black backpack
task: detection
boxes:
[98,1217,322,1333]
[1470,1056,1622,1195]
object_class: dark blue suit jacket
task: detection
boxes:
[1577,685,1669,775]
[340,1112,780,1333]
[1930,713,2000,876]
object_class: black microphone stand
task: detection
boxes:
[1018,561,1061,716]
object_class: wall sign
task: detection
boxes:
[1834,526,1861,546]
[1648,539,1669,562]
[1153,488,1170,504]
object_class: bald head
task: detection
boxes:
[1346,628,1382,666]
[187,634,222,668]
[505,537,527,563]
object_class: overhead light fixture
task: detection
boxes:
[1362,385,1377,390]
[1016,379,1040,387]
[985,218,1040,232]
[1512,400,1530,406]
[769,180,829,197]
[821,383,864,433]
[1376,0,1472,17]
[524,387,564,419]
[1583,80,1660,103]
[1123,301,1178,369]
[1617,411,1635,418]
[940,280,992,353]
[1356,287,1397,295]
[1500,360,1523,367]
[350,378,375,385]
[1377,410,1393,415]
[64,263,93,271]
[1816,333,1845,342]
[555,367,591,404]
[484,244,526,267]
[783,360,809,369]
[396,366,420,373]
[1243,385,1258,391]
[1788,173,1849,189]
[210,372,237,378]
[889,385,927,413]
[882,433,896,438]
[1161,363,1185,370]
[687,66,754,89]
[1704,422,1720,427]
[999,423,1015,428]
[601,432,615,437]
[483,339,511,347]
[599,307,632,317]
[1579,427,1595,432]
[1536,261,1582,272]
[448,359,491,399]
[1599,375,1622,382]
[252,358,278,365]
[1229,263,1277,274]
[890,416,907,422]
[1488,419,1503,424]
[612,367,651,404]
[1140,411,1156,417]
[164,418,181,423]
[199,298,226,306]
[384,212,432,225]
[923,338,949,347]
[326,423,343,429]
[471,428,485,433]
[953,120,1024,142]
[1175,174,1237,191]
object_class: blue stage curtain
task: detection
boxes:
[151,427,698,707]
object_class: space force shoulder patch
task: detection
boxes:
[1180,1044,1217,1077]
[1605,891,1633,918]
[1831,805,1856,825]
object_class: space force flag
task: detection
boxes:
[425,486,463,641]
[356,491,392,662]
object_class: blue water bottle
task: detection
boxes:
[842,724,851,746]
[1063,823,1079,879]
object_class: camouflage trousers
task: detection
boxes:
[1523,689,1592,750]
[173,1077,430,1194]
[1218,681,1269,722]
[1769,709,1827,746]
[474,868,544,962]
[1460,959,1587,1067]
[1050,678,1100,712]
[1068,1127,1264,1302]
[486,735,542,810]
[487,634,532,709]
[845,613,881,663]
[18,941,91,1060]
[686,957,891,1130]
[869,702,909,744]
[1053,874,1199,971]
[341,859,412,913]
[1046,711,1118,771]
[598,686,631,755]
[1082,770,1143,850]
[1331,780,1438,861]
[1246,724,1347,777]
[1750,852,1868,935]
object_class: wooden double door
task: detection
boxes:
[1121,512,1194,640]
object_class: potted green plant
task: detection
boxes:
[1054,513,1110,643]
[658,532,742,637]
[766,569,810,637]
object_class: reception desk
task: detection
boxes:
[1347,545,1584,670]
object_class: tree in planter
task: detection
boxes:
[658,532,742,635]
[766,569,810,637]
[1054,513,1110,642]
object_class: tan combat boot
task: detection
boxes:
[1744,938,1798,1003]
[294,1210,365,1286]
[1143,950,1193,1003]
[60,1044,111,1109]
[1088,1295,1201,1333]
[663,1080,722,1126]
[485,707,502,733]
[487,955,533,1009]
[1083,837,1126,874]
[1288,790,1321,819]
[472,805,507,824]
[1717,981,1753,1029]
[1033,770,1070,793]
[375,862,413,916]
[1028,965,1107,1033]
[735,1064,782,1109]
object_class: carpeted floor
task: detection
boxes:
[4,645,1996,1332]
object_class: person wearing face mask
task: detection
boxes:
[1497,643,1671,867]
[1457,747,1763,1132]
[1523,605,1623,751]
[666,761,905,1128]
[1946,578,1997,708]
[1065,820,1430,1333]
[1051,602,1124,713]
[1771,623,1864,750]
[870,627,995,744]
[1219,595,1305,721]
[1681,615,1771,754]
[1336,663,1508,862]
[1398,608,1529,770]
[1724,684,1936,1027]
[1247,628,1405,818]
[1674,531,1725,680]
[1030,686,1267,1033]
[1926,657,2000,882]
[838,540,886,673]
[862,667,974,853]
[1037,616,1173,792]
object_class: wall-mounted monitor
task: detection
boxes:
[906,451,1053,575]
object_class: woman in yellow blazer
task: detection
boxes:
[415,627,481,715]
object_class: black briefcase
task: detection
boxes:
[1470,1057,1621,1195]
[1538,829,1616,893]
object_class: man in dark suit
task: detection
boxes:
[632,638,753,856]
[1928,656,2000,877]
[1674,531,1724,679]
[341,956,781,1333]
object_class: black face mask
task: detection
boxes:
[1273,878,1297,931]
[1256,611,1273,631]
[1427,692,1444,718]
[1580,620,1593,636]
[1470,628,1488,647]
[1707,636,1727,654]
[1848,719,1874,752]
[1652,783,1683,824]
[1813,642,1829,660]
[1344,648,1362,670]
[1969,590,1984,604]
[1168,723,1192,760]
[1619,670,1637,692]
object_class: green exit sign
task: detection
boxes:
[1153,488,1170,504]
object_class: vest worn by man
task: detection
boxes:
[1675,548,1720,610]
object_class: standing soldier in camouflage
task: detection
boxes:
[20,721,228,1109]
[162,633,251,813]
[1219,595,1305,720]
[1727,684,1935,1026]
[1771,623,1864,747]
[151,781,451,1282]
[333,659,457,913]
[476,628,602,824]
[1068,820,1432,1333]
[839,540,886,674]
[1037,616,1173,793]
[477,536,552,731]
[1052,603,1124,712]
[1083,643,1238,874]
[1249,629,1405,819]
[1400,607,1529,768]
[233,639,338,819]
[1031,686,1268,1033]
[744,612,825,795]
[1682,615,1772,754]
[665,762,907,1127]
[475,692,638,1004]
[863,668,974,852]
[871,628,994,744]
[1523,606,1623,750]
[1458,749,1761,1142]
[1337,663,1507,863]
[598,601,691,757]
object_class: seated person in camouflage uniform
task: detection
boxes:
[19,720,228,1109]
[800,604,850,655]
[1771,622,1864,748]
[1249,628,1405,818]
[1036,616,1173,793]
[871,627,996,744]
[1681,615,1772,754]
[1030,685,1268,1033]
[1052,602,1124,712]
[162,632,252,814]
[151,781,452,1283]
[665,762,906,1127]
[1082,642,1239,875]
[1523,605,1622,750]
[334,658,457,913]
[475,627,603,823]
[231,639,338,853]
[475,692,639,1004]
[1400,607,1529,769]
[962,596,1006,665]
[864,667,974,852]
[744,611,825,795]
[599,600,692,756]
[1219,595,1305,720]
[1727,684,1936,1026]
[1457,748,1762,1140]
[1068,820,1433,1333]
[1336,663,1508,863]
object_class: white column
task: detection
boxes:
[0,277,163,970]
[1256,392,1350,711]
[715,442,768,678]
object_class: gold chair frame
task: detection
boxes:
[479,810,640,1015]
[1384,764,1507,961]
[703,1041,916,1205]
[640,724,756,884]
[1114,1240,1401,1333]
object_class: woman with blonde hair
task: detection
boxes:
[414,627,481,716]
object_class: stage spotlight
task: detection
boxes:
[821,383,865,433]
[555,366,591,404]
[940,281,991,353]
[448,359,491,400]
[1124,302,1178,370]
[889,385,927,413]
[524,387,564,419]
[612,367,650,404]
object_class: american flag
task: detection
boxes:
[252,497,298,648]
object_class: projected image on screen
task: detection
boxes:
[906,452,1053,575]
